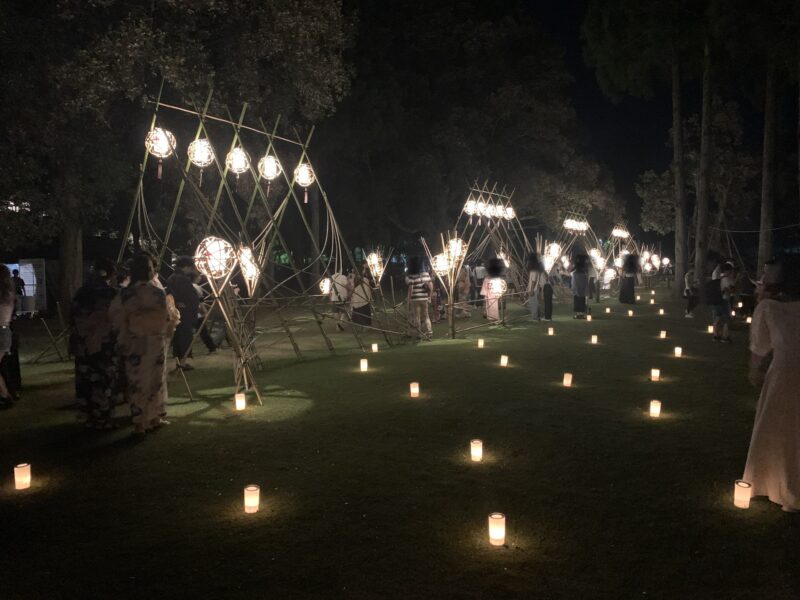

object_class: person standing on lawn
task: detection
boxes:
[619,253,640,304]
[743,254,800,512]
[526,252,546,321]
[708,261,735,343]
[110,254,179,435]
[70,258,119,429]
[167,256,200,370]
[406,256,433,339]
[571,254,590,319]
[0,266,15,408]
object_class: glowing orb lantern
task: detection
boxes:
[235,393,246,411]
[145,127,176,178]
[194,237,236,279]
[319,277,332,295]
[563,372,573,387]
[464,199,477,215]
[225,147,250,175]
[500,355,509,367]
[360,358,368,372]
[244,485,260,514]
[14,463,31,490]
[371,343,379,353]
[188,138,214,168]
[642,251,651,261]
[662,257,671,266]
[674,346,682,357]
[409,382,420,398]
[614,258,624,268]
[294,162,315,203]
[651,254,660,266]
[504,206,515,220]
[649,400,662,418]
[547,243,561,258]
[488,512,506,546]
[650,368,661,382]
[643,263,653,273]
[432,253,451,277]
[486,204,498,219]
[258,154,282,180]
[448,238,465,260]
[734,480,752,509]
[489,278,507,296]
[476,200,487,217]
[471,439,483,462]
[238,246,259,294]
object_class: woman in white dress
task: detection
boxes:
[743,255,800,511]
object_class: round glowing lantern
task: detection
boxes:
[258,154,282,181]
[319,277,332,295]
[294,162,315,203]
[225,147,250,176]
[448,238,465,260]
[194,236,236,280]
[464,199,477,216]
[238,246,259,294]
[188,138,214,168]
[144,127,176,178]
[432,253,451,277]
[504,206,515,220]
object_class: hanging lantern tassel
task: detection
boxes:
[304,188,309,204]
[469,215,473,225]
[157,159,163,180]
[199,169,203,187]
[266,182,271,197]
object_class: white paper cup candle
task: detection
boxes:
[605,307,611,314]
[563,372,573,387]
[244,484,260,514]
[500,355,509,367]
[587,314,592,322]
[628,310,634,317]
[659,330,667,339]
[651,290,655,295]
[360,358,368,372]
[737,301,743,308]
[488,512,506,546]
[547,327,554,336]
[649,400,661,418]
[650,298,655,305]
[650,368,660,382]
[659,308,665,315]
[477,338,484,348]
[733,480,752,509]
[409,382,420,398]
[707,325,714,334]
[470,439,483,462]
[371,343,379,353]
[674,346,682,357]
[591,335,598,344]
[746,316,752,324]
[636,295,641,301]
[234,393,246,411]
[14,463,31,490]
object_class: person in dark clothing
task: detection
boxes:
[571,255,590,319]
[167,256,200,370]
[619,254,640,304]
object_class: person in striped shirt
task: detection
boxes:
[405,256,433,339]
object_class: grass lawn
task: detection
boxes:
[1,289,798,599]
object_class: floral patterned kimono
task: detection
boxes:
[480,278,503,321]
[110,281,179,426]
[70,278,118,427]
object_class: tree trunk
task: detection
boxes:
[758,56,777,276]
[693,40,712,285]
[671,55,688,297]
[797,44,799,222]
[59,213,83,317]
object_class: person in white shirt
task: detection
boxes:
[329,271,352,331]
[405,257,433,339]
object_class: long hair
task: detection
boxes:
[623,253,639,274]
[526,252,543,272]
[0,265,12,302]
[573,254,589,273]
[487,258,505,278]
[129,254,154,284]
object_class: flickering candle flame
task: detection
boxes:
[488,512,506,546]
[477,338,484,348]
[649,400,661,418]
[547,327,554,336]
[628,310,634,317]
[674,346,682,357]
[371,343,379,353]
[660,330,667,339]
[500,355,509,367]
[244,485,260,514]
[410,382,420,398]
[733,480,752,509]
[650,368,660,382]
[14,463,31,490]
[360,358,368,372]
[470,439,483,462]
[235,393,246,411]
[563,372,573,387]
[591,335,598,344]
